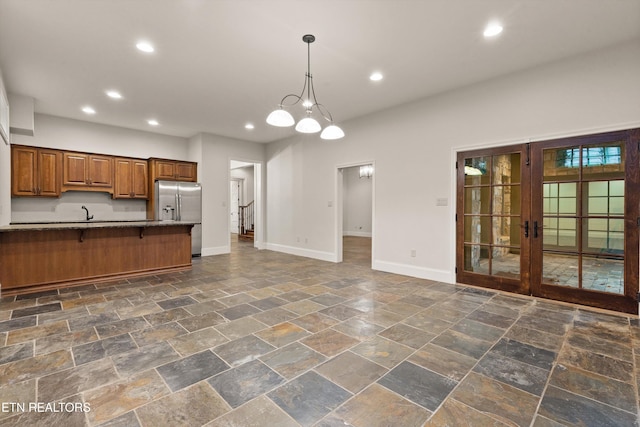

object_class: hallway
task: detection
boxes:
[0,242,638,426]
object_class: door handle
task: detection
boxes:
[533,221,539,238]
[524,221,529,238]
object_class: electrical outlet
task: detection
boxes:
[410,249,416,257]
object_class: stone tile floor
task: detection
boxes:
[0,236,638,426]
[473,251,625,295]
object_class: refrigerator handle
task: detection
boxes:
[175,194,180,220]
[178,194,183,221]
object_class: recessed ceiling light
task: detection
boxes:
[483,23,503,38]
[82,106,96,115]
[106,90,122,99]
[245,123,255,130]
[370,72,383,81]
[136,41,155,53]
[147,119,159,126]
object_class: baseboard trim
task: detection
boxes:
[372,260,453,283]
[202,245,230,256]
[343,231,372,237]
[265,243,337,262]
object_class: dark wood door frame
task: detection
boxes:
[530,128,639,314]
[457,128,639,314]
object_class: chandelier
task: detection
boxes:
[266,34,345,140]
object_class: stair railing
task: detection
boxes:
[239,200,254,237]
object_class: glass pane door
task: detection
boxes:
[457,129,639,314]
[457,146,530,294]
[531,130,639,313]
[540,143,624,293]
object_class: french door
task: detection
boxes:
[456,144,531,295]
[456,129,639,314]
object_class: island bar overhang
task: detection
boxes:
[0,221,195,296]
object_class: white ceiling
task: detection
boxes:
[1,0,639,144]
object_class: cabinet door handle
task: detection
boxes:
[524,221,529,238]
[533,221,539,238]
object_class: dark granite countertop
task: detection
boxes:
[0,220,197,232]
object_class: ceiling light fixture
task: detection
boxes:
[483,23,503,38]
[136,41,155,53]
[106,90,122,99]
[464,165,483,176]
[266,34,344,140]
[147,119,159,126]
[369,72,383,81]
[82,106,96,115]
[359,164,374,179]
[245,123,255,130]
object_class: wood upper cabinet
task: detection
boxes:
[114,157,148,199]
[175,162,197,181]
[11,145,61,197]
[11,145,192,203]
[150,159,197,182]
[146,158,197,219]
[63,152,113,190]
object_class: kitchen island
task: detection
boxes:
[0,221,195,296]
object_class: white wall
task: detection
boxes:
[12,192,147,223]
[230,165,255,205]
[193,133,264,256]
[265,40,640,282]
[0,68,10,226]
[13,114,188,158]
[343,166,372,237]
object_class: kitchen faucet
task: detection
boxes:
[81,206,94,221]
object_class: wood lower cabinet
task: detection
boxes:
[63,152,113,191]
[11,145,61,197]
[0,223,193,293]
[114,157,148,199]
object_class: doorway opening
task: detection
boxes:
[230,179,242,234]
[229,160,262,252]
[337,163,374,266]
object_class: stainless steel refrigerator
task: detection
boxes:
[155,180,202,256]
